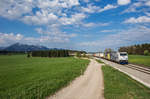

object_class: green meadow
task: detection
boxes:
[102,65,150,99]
[0,55,89,99]
[129,55,150,67]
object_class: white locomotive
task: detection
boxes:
[110,52,128,64]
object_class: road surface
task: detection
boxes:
[48,59,104,99]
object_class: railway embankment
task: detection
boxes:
[100,58,150,88]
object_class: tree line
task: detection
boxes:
[0,51,25,55]
[31,50,69,57]
[118,43,150,55]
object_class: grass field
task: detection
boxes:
[129,55,150,67]
[0,55,89,99]
[102,65,150,99]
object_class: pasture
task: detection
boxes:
[129,55,150,67]
[102,65,150,99]
[0,55,89,98]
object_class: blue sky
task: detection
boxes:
[0,0,150,51]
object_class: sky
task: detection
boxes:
[0,0,150,52]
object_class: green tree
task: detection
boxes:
[83,53,86,57]
[27,52,30,58]
[76,52,81,57]
[144,50,149,56]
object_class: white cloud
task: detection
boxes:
[35,28,43,34]
[118,0,131,5]
[0,0,117,27]
[122,1,150,14]
[145,12,150,16]
[35,25,77,42]
[0,30,77,47]
[79,26,150,51]
[98,4,118,13]
[82,22,109,27]
[21,10,58,25]
[82,23,95,27]
[0,0,81,25]
[37,0,79,8]
[122,2,143,13]
[0,33,24,46]
[145,1,150,6]
[0,0,34,19]
[100,29,120,33]
[59,13,86,25]
[69,0,80,6]
[124,16,150,23]
[81,4,101,13]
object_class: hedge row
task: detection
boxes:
[0,51,25,55]
[31,50,69,57]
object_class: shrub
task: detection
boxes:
[82,53,86,57]
[76,52,81,57]
[27,53,30,58]
[144,50,149,56]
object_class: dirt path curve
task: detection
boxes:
[49,59,104,99]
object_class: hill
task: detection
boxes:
[3,43,49,51]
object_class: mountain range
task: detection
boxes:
[0,43,50,51]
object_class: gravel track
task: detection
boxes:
[49,59,104,99]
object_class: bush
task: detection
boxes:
[82,53,86,57]
[76,52,81,57]
[27,52,30,58]
[144,50,149,56]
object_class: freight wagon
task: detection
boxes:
[94,52,104,58]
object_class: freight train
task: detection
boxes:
[94,52,128,64]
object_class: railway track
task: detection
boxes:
[96,57,150,88]
[95,57,150,75]
[125,64,150,75]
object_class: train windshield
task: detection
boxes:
[120,53,127,56]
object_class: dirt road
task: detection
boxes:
[49,59,104,99]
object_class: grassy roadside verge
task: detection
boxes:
[0,55,90,99]
[102,65,150,99]
[129,55,150,67]
[96,59,104,64]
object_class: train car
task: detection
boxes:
[100,53,104,58]
[107,53,111,60]
[110,51,118,61]
[104,52,110,60]
[94,52,104,58]
[110,52,128,64]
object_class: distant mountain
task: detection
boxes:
[4,43,49,51]
[0,47,5,50]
